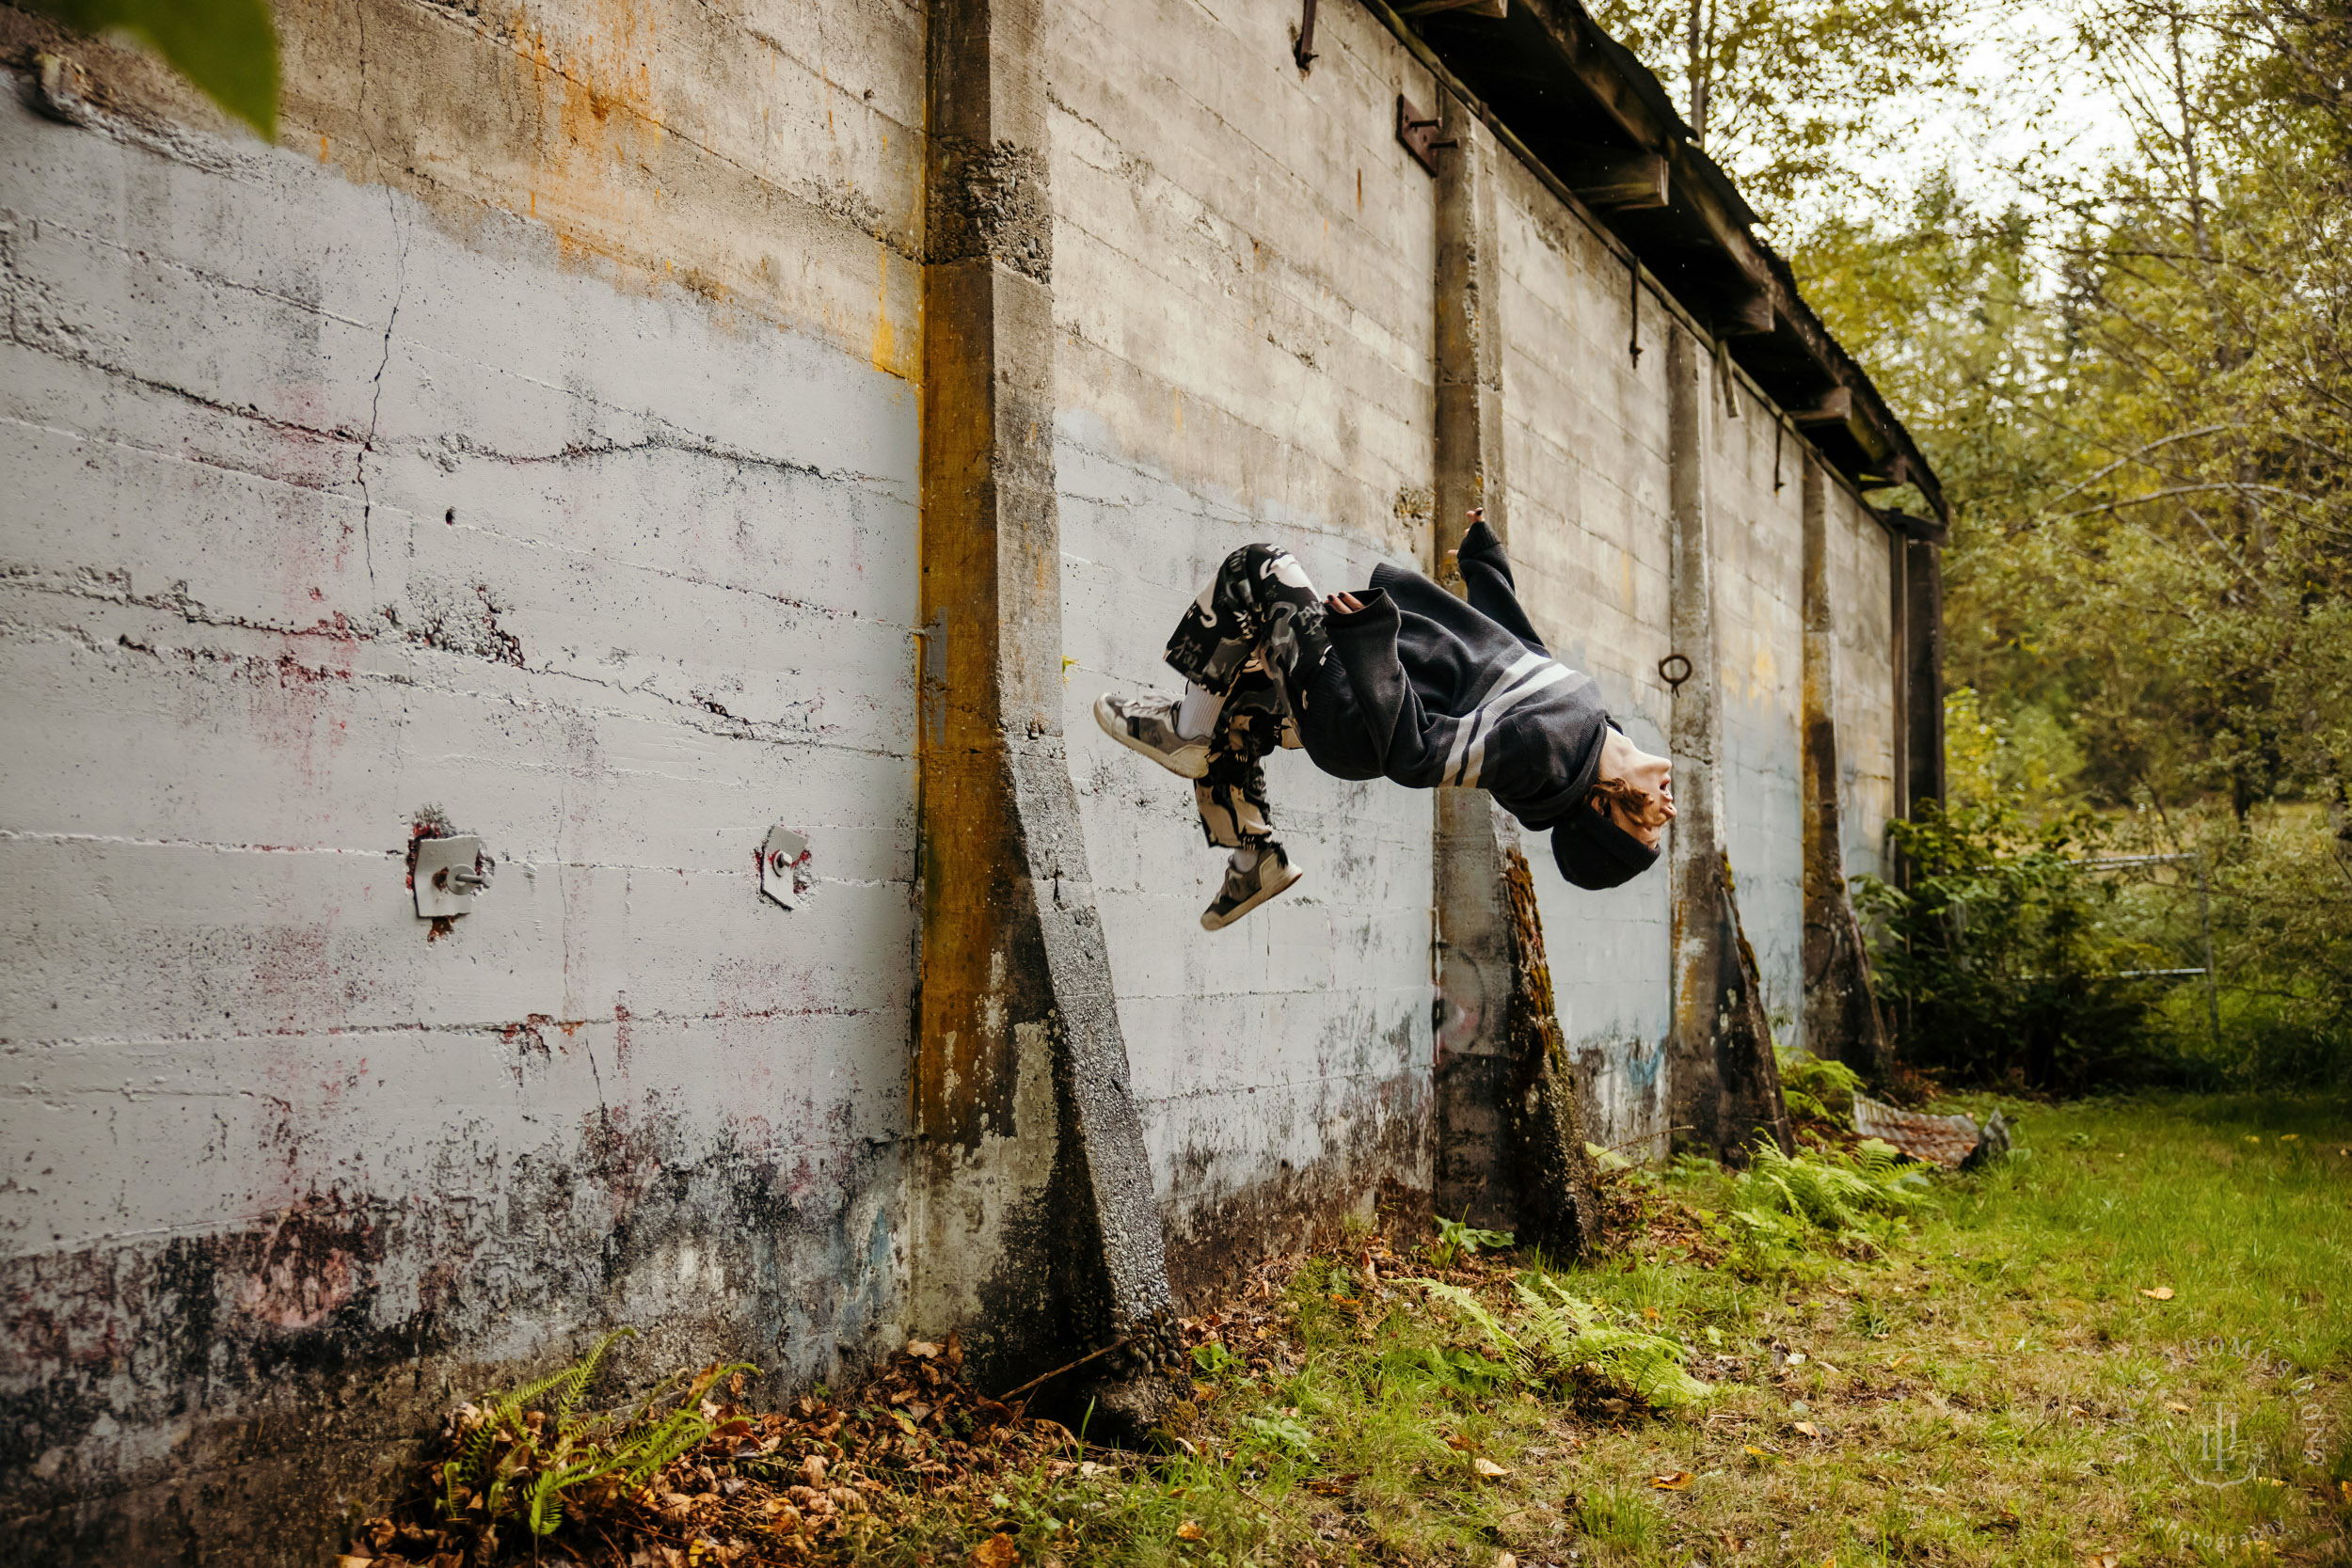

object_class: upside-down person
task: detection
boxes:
[1095,509,1677,929]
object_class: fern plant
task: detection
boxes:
[1411,1275,1711,1411]
[436,1327,758,1541]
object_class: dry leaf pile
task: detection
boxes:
[343,1335,1104,1568]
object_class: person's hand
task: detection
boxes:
[1325,590,1365,613]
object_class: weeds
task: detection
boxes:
[349,1095,2352,1568]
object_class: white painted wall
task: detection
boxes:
[0,86,919,1535]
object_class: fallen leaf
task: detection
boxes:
[1175,1521,1205,1542]
[972,1534,1021,1568]
[2139,1287,2175,1301]
[1743,1445,1777,1460]
[1793,1421,1822,1438]
[1443,1433,1472,1451]
[1473,1457,1512,1479]
[2166,1402,2191,1414]
[907,1339,943,1359]
[1495,1554,1518,1568]
[338,1558,373,1567]
[1650,1470,1694,1490]
[2083,1552,2120,1568]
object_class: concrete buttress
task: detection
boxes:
[914,0,1177,1437]
[1800,456,1893,1083]
[1428,98,1602,1255]
[1662,326,1793,1166]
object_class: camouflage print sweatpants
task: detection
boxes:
[1163,544,1330,850]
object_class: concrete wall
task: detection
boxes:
[0,0,923,1556]
[1044,0,1438,1300]
[1,0,1906,1553]
[1488,151,1675,1154]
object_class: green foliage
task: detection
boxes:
[1720,1138,1931,1274]
[1234,1412,1316,1459]
[1190,1340,1243,1377]
[1426,1215,1515,1270]
[436,1329,757,1541]
[1413,1275,1713,1411]
[1573,1481,1662,1552]
[1854,793,2169,1090]
[24,0,278,136]
[1582,0,1969,229]
[1775,1047,1866,1128]
[1790,0,2352,1088]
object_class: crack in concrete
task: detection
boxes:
[357,193,407,593]
[1,607,919,759]
[3,1001,903,1054]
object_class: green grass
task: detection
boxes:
[877,1094,2352,1568]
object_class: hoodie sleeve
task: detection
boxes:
[1320,589,1424,769]
[1455,518,1550,657]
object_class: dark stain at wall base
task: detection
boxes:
[1157,1065,1433,1314]
[0,1104,906,1568]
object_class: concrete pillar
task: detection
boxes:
[914,0,1175,1438]
[1662,326,1792,1165]
[1903,536,1947,814]
[1799,457,1892,1083]
[1430,101,1600,1255]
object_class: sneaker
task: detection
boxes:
[1094,690,1210,780]
[1201,844,1305,930]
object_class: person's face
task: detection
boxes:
[1597,728,1677,847]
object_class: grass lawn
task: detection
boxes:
[892,1093,2352,1568]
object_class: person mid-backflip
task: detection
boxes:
[1095,510,1677,929]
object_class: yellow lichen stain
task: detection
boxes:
[870,247,897,374]
[318,134,329,162]
[1173,388,1184,434]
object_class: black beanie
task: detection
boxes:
[1549,803,1662,891]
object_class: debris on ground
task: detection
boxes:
[344,1331,1097,1566]
[1852,1093,2010,1168]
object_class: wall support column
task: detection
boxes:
[1799,457,1892,1083]
[1430,99,1601,1254]
[1903,535,1946,816]
[1662,326,1792,1166]
[915,0,1176,1439]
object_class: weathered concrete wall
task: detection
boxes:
[2,0,1916,1552]
[1828,483,1898,886]
[0,0,923,1555]
[1705,367,1808,1040]
[1485,148,1899,1141]
[1488,150,1673,1155]
[1045,0,1438,1301]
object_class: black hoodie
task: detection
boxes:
[1298,519,1613,829]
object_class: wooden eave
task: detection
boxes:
[1364,0,1950,529]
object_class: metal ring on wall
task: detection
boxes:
[1658,652,1693,690]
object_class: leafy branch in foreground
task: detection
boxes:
[21,0,279,135]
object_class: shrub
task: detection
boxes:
[1854,800,2167,1090]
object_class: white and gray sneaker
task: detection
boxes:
[1094,690,1210,780]
[1200,843,1305,930]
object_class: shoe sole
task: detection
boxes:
[1094,691,1210,780]
[1200,857,1305,931]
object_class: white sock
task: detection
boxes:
[1175,681,1224,741]
[1231,844,1262,871]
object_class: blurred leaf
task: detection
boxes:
[24,0,278,136]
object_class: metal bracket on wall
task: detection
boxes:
[414,835,490,918]
[761,824,811,909]
[1294,0,1317,71]
[1396,94,1457,175]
